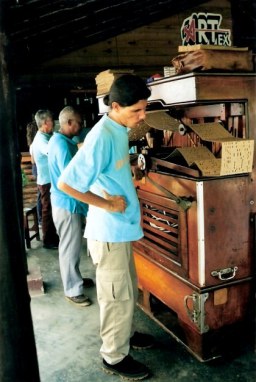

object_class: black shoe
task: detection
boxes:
[102,355,149,380]
[130,332,155,350]
[43,243,59,250]
[82,277,94,288]
[65,294,91,307]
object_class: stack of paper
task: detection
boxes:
[95,69,134,95]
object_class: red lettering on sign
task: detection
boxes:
[184,19,196,43]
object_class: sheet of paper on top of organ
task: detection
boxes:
[188,122,254,175]
[193,140,254,176]
[144,110,180,131]
[128,110,179,142]
[128,122,151,141]
[169,146,215,166]
[167,122,254,176]
[168,146,221,176]
[193,159,222,177]
[220,140,254,175]
[187,122,232,141]
[143,110,180,147]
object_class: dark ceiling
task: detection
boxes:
[6,0,208,73]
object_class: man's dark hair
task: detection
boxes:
[103,74,151,107]
[26,119,38,146]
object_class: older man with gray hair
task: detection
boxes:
[48,106,93,307]
[31,109,59,249]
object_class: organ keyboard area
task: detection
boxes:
[98,72,256,361]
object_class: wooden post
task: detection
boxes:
[0,1,40,381]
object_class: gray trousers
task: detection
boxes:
[87,240,138,365]
[52,206,84,297]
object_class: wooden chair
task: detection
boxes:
[21,152,40,248]
[23,206,40,248]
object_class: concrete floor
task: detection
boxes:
[27,237,256,382]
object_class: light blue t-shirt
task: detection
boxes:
[59,114,143,242]
[72,127,91,144]
[48,132,88,216]
[31,131,52,185]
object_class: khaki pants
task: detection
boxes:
[87,240,138,365]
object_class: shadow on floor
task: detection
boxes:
[27,238,256,382]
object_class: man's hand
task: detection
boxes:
[103,190,127,213]
[131,165,144,181]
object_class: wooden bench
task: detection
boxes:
[21,152,38,207]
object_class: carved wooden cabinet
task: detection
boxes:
[133,73,256,361]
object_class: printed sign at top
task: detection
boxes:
[181,13,231,46]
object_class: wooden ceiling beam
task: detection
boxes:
[8,0,208,72]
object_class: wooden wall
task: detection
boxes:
[23,0,232,88]
[19,0,256,152]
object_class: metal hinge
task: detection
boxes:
[184,292,209,333]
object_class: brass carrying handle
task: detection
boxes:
[211,266,238,281]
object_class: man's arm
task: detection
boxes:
[58,181,126,213]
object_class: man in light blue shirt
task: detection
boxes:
[58,75,154,380]
[48,106,93,307]
[31,109,59,249]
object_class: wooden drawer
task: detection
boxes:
[134,250,253,361]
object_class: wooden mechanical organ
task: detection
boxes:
[131,73,256,361]
[98,72,256,361]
